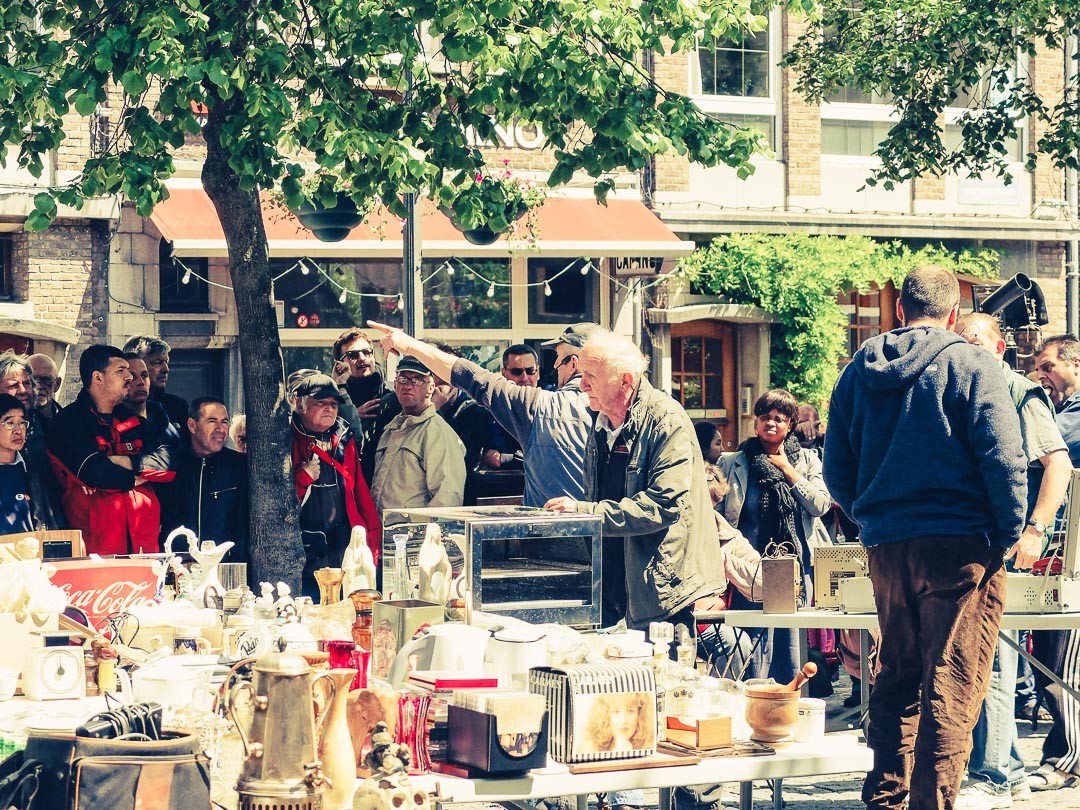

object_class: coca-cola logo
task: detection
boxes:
[48,560,159,629]
[57,580,157,621]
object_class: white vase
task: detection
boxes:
[319,668,358,810]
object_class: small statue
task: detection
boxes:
[355,722,431,810]
[416,523,451,605]
[364,721,410,776]
[341,525,377,596]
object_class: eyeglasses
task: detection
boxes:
[555,355,577,369]
[341,349,374,360]
[506,367,538,377]
[395,375,430,388]
[0,419,28,432]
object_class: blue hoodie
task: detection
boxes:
[824,326,1027,549]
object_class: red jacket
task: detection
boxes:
[47,392,176,555]
[291,417,382,563]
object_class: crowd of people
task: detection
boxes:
[8,265,1080,809]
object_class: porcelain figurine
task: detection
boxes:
[341,525,377,596]
[416,523,451,605]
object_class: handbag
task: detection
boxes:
[11,729,209,810]
[69,731,210,810]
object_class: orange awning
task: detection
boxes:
[151,187,695,259]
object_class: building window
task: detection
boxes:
[159,241,209,312]
[0,237,12,300]
[527,257,597,325]
[694,29,771,98]
[672,335,725,413]
[689,12,779,153]
[422,258,510,330]
[273,258,403,330]
[840,283,895,359]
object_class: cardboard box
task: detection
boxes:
[0,530,85,559]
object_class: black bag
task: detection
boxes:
[11,730,209,810]
[69,732,210,810]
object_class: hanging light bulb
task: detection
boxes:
[300,259,310,275]
[181,269,192,285]
[446,263,454,276]
[397,293,404,311]
[544,282,552,297]
[487,283,495,298]
[580,260,591,275]
[339,288,348,304]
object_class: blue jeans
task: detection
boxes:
[968,631,1026,792]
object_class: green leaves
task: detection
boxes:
[679,234,999,405]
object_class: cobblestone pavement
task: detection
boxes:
[438,673,1080,810]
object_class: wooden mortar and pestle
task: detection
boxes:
[744,663,817,742]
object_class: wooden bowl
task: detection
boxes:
[745,691,800,742]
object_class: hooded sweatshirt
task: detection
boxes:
[823,325,1026,549]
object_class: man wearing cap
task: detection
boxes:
[291,373,381,598]
[370,356,466,511]
[368,321,596,509]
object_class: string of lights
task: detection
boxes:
[167,252,665,305]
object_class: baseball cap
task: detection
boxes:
[395,356,433,377]
[541,322,602,349]
[294,373,344,402]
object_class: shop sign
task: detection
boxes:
[465,119,547,151]
[611,256,663,276]
[49,558,159,629]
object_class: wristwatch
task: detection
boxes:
[1027,519,1047,534]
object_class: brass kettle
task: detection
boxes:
[228,651,336,810]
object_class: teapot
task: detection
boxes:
[228,651,335,807]
[163,526,235,606]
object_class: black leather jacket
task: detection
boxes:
[160,447,249,563]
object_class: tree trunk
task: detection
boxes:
[200,102,304,593]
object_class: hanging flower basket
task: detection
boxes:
[439,166,545,246]
[289,193,367,242]
[438,204,520,245]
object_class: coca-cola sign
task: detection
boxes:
[49,559,159,629]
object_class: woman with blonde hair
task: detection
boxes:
[582,692,652,753]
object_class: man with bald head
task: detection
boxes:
[954,311,1070,807]
[825,265,1027,810]
[27,354,61,421]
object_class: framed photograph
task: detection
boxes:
[572,691,656,756]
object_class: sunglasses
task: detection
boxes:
[340,349,374,360]
[556,354,577,369]
[506,366,538,377]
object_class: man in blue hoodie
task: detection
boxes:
[824,265,1027,810]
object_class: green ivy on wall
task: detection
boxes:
[676,234,1000,406]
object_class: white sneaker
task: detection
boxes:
[954,782,1013,810]
[1011,781,1031,801]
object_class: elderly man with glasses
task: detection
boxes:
[370,321,599,509]
[370,356,466,512]
[290,373,381,598]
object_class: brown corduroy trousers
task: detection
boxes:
[863,535,1006,810]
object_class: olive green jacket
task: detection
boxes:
[573,377,724,628]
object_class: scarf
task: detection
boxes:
[740,433,803,553]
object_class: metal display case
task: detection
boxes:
[381,505,602,626]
